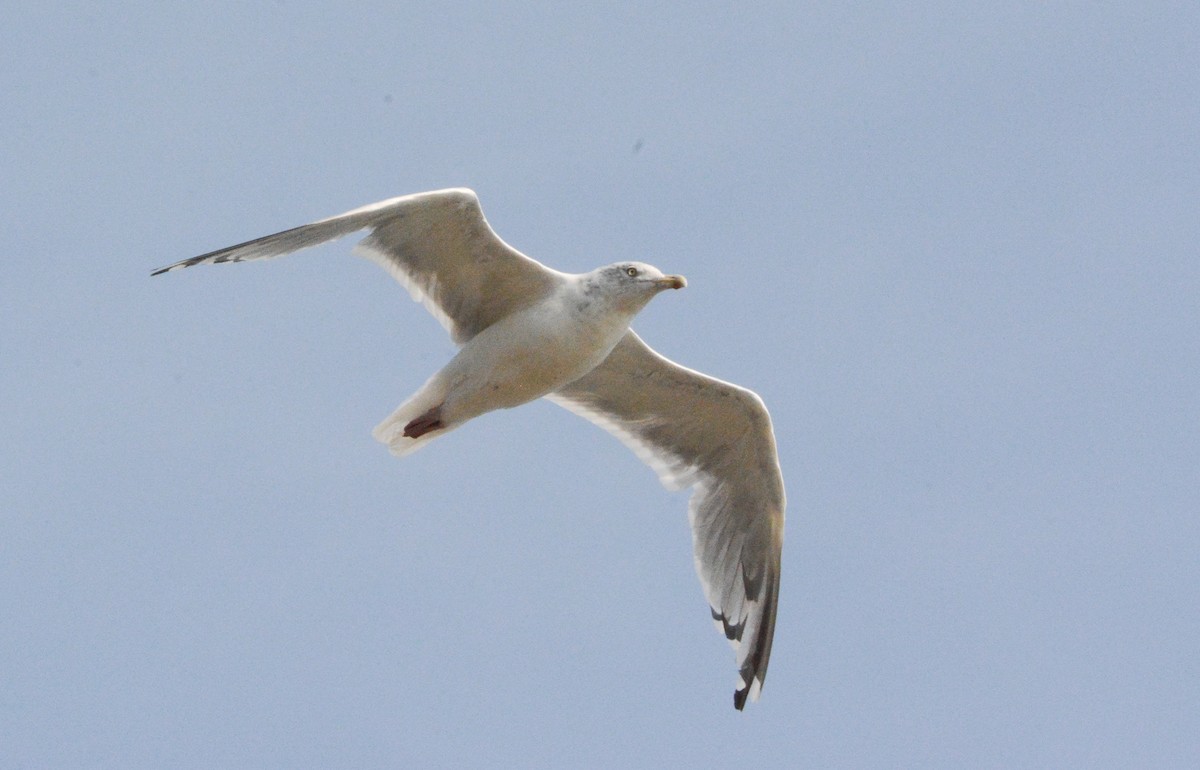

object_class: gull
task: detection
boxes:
[153,188,785,709]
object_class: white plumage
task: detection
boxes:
[154,188,785,709]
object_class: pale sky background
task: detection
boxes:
[3,2,1198,767]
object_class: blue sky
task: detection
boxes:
[2,2,1197,766]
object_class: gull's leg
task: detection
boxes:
[403,404,444,438]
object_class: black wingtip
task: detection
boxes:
[734,686,748,710]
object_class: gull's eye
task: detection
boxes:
[625,266,639,277]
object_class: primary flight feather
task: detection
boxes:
[154,188,785,709]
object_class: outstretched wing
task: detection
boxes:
[153,188,564,344]
[548,331,785,709]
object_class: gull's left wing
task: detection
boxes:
[547,331,785,709]
[153,188,564,344]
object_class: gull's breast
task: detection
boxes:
[440,293,631,420]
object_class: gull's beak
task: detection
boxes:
[657,275,687,290]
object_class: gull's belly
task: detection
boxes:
[439,302,626,422]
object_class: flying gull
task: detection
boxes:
[153,188,785,709]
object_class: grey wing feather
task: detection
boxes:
[547,331,785,709]
[152,188,563,344]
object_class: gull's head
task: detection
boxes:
[588,261,687,314]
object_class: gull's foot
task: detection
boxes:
[403,405,444,439]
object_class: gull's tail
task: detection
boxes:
[372,381,458,456]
